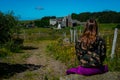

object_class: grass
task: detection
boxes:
[0,48,12,58]
[19,27,72,42]
[46,40,78,68]
[99,23,117,30]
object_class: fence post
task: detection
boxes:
[76,30,78,41]
[111,28,118,59]
[63,32,66,38]
[23,30,26,40]
[70,29,73,43]
[74,29,76,43]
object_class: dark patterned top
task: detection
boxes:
[75,36,106,68]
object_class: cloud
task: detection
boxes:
[35,6,44,10]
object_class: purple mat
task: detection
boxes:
[66,65,108,76]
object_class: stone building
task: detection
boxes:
[49,15,81,28]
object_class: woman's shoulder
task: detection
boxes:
[76,36,83,42]
[75,39,82,46]
[96,36,106,43]
[75,40,81,45]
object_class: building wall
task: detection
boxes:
[50,19,57,25]
[49,15,81,27]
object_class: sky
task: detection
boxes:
[0,0,120,20]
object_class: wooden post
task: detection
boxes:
[23,30,26,40]
[63,32,66,38]
[111,28,118,59]
[70,29,73,42]
[76,30,78,41]
[74,29,76,43]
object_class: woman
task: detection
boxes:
[66,19,108,76]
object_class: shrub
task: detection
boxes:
[0,48,11,58]
[46,39,78,68]
[4,38,24,53]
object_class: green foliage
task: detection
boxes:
[4,38,23,53]
[34,16,56,28]
[0,11,18,43]
[0,48,11,58]
[21,27,72,41]
[99,23,117,31]
[99,29,120,71]
[0,11,23,54]
[98,11,120,23]
[46,40,78,68]
[34,19,41,27]
[105,58,120,71]
[79,12,92,21]
[114,24,120,29]
[71,10,120,23]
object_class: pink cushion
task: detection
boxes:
[66,65,108,76]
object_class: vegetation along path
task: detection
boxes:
[0,41,67,80]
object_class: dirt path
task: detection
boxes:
[5,41,67,80]
[26,41,67,75]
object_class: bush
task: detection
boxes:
[4,38,24,53]
[46,39,78,68]
[0,11,18,44]
[0,48,11,58]
[115,24,120,29]
[0,11,23,53]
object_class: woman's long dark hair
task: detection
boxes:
[79,19,98,49]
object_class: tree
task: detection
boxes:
[71,13,79,20]
[71,10,120,23]
[0,11,23,52]
[34,16,56,28]
[78,12,91,22]
[34,19,41,27]
[0,11,18,43]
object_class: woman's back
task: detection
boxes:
[75,36,106,67]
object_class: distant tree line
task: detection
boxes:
[34,16,56,27]
[71,10,120,23]
[21,10,120,28]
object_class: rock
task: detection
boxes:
[63,38,70,45]
[60,72,120,80]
